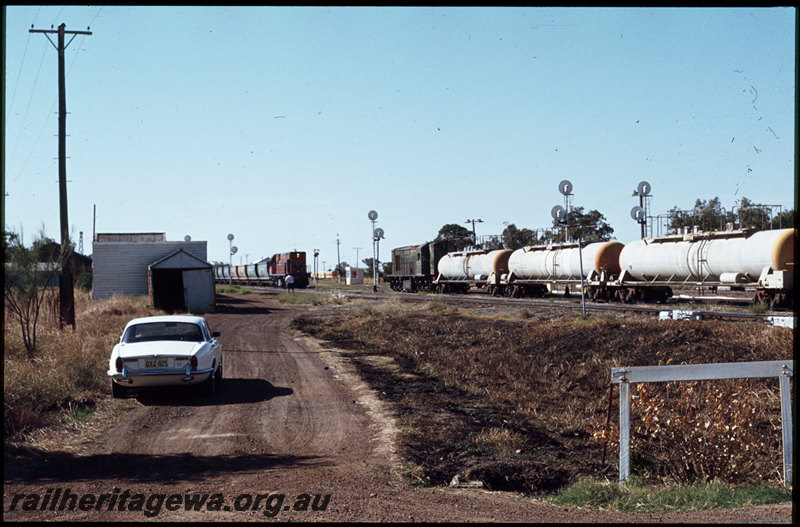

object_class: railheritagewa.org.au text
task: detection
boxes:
[8,487,331,518]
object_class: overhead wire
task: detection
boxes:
[6,19,33,123]
[6,6,42,167]
[9,39,55,186]
[9,6,100,188]
[7,6,51,186]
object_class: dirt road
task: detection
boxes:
[3,294,793,522]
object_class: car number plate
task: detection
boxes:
[145,358,169,368]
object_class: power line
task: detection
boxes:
[7,27,34,124]
[8,39,49,177]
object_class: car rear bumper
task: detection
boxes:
[109,363,214,387]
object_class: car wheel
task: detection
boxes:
[201,369,217,397]
[111,380,128,399]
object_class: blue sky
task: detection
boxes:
[3,6,796,269]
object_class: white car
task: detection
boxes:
[108,315,222,398]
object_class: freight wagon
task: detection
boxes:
[214,251,309,289]
[587,227,794,307]
[499,241,624,298]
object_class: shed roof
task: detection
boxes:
[149,249,211,270]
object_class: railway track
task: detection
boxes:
[282,285,795,326]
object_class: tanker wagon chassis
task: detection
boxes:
[498,275,563,299]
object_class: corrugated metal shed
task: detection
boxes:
[149,249,215,314]
[92,236,207,301]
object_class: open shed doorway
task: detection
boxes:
[150,268,186,312]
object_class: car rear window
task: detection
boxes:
[122,322,204,343]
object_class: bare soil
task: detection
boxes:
[3,293,793,522]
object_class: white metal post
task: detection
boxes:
[619,376,631,482]
[577,237,586,318]
[779,372,793,486]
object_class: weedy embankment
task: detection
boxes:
[292,301,793,494]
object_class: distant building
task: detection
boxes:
[92,232,214,313]
[345,266,365,285]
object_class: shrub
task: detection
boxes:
[4,292,158,437]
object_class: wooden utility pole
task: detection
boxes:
[29,23,92,329]
[465,218,483,246]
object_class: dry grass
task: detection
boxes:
[4,292,159,437]
[292,302,794,493]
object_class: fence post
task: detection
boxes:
[779,370,793,486]
[618,374,631,482]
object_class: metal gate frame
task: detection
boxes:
[611,360,793,486]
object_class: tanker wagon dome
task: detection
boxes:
[770,228,794,271]
[592,241,624,275]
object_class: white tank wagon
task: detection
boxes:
[435,249,512,293]
[614,228,794,307]
[501,241,624,298]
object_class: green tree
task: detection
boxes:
[737,197,795,230]
[434,223,473,251]
[362,257,383,277]
[549,208,614,243]
[770,209,794,229]
[736,197,772,230]
[501,223,540,249]
[668,196,794,233]
[334,261,350,276]
[481,236,505,250]
[667,197,730,234]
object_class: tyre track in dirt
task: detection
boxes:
[3,293,793,522]
[4,294,383,521]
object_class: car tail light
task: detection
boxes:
[115,357,123,372]
[190,356,198,370]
